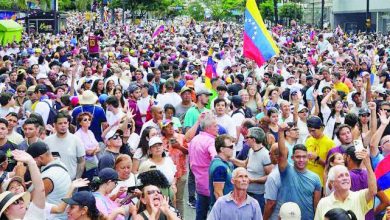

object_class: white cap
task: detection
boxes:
[36,73,48,80]
[148,136,163,147]
[279,202,301,220]
[298,105,308,112]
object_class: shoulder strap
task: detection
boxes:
[42,163,68,173]
[42,100,52,108]
[0,172,7,184]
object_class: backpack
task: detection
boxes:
[42,100,58,125]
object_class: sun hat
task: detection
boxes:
[2,176,26,192]
[279,202,301,220]
[148,136,163,147]
[78,90,98,105]
[0,191,31,217]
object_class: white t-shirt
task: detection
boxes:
[106,110,125,127]
[216,114,236,138]
[34,100,51,124]
[24,202,45,220]
[156,92,182,109]
[139,157,177,184]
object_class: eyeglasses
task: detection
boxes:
[17,90,26,93]
[82,118,91,122]
[298,110,308,113]
[109,180,118,186]
[381,109,390,113]
[245,136,255,139]
[146,189,162,195]
[360,114,370,117]
[223,145,234,149]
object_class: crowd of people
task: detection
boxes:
[0,10,389,220]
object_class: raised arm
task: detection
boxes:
[365,102,377,144]
[12,150,45,209]
[370,110,390,157]
[357,149,377,202]
[277,123,289,172]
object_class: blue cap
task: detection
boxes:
[307,116,323,129]
[98,168,118,182]
[98,94,108,105]
[62,191,96,208]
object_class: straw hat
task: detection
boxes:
[0,191,30,217]
[78,90,98,105]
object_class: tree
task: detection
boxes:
[59,0,74,11]
[279,2,302,24]
[74,0,93,11]
[259,0,274,22]
[186,1,204,21]
[204,0,244,20]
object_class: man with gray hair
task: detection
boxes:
[231,127,272,213]
[189,113,219,220]
[208,167,263,220]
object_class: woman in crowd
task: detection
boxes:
[133,184,180,220]
[110,154,137,201]
[267,107,280,142]
[320,89,345,144]
[75,112,100,180]
[132,126,159,174]
[113,87,128,112]
[246,84,262,115]
[160,120,188,215]
[139,136,177,189]
[163,104,182,133]
[105,80,115,96]
[0,150,45,219]
[92,79,105,97]
[15,85,27,108]
[90,168,124,220]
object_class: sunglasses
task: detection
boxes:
[245,136,255,139]
[146,189,162,195]
[381,109,390,113]
[17,90,26,93]
[82,118,91,122]
[223,145,234,149]
[360,114,370,117]
[110,134,122,140]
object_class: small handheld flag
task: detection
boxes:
[152,25,165,38]
[243,0,280,67]
[205,48,217,89]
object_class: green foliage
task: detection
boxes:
[279,2,302,22]
[204,0,244,20]
[186,1,204,21]
[259,0,274,22]
[0,0,13,10]
[58,0,74,11]
[75,0,92,11]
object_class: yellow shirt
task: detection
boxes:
[314,189,373,220]
[305,135,335,185]
[334,82,350,95]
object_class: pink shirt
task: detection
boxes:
[189,131,217,196]
[93,192,124,220]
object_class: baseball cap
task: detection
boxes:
[62,191,96,208]
[105,129,123,140]
[26,141,50,158]
[307,116,323,129]
[36,73,48,80]
[279,202,301,220]
[98,168,118,182]
[298,105,308,113]
[229,95,243,108]
[196,88,212,97]
[180,86,192,95]
[358,108,370,116]
[351,91,361,100]
[148,136,163,147]
[161,120,174,128]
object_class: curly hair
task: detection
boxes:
[137,169,170,189]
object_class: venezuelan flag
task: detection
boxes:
[375,155,390,199]
[205,48,216,89]
[243,0,279,67]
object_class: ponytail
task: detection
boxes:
[89,176,104,192]
[346,210,357,220]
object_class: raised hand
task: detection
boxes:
[12,150,35,165]
[71,178,90,189]
[368,102,376,111]
[379,110,390,125]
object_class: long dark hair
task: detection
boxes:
[89,176,109,192]
[91,79,104,96]
[138,126,155,158]
[324,208,357,220]
[328,100,345,121]
[113,87,125,108]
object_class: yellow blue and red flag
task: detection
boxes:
[205,48,216,89]
[243,0,279,66]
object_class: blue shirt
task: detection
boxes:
[271,164,321,220]
[209,156,234,206]
[72,105,107,142]
[208,192,263,220]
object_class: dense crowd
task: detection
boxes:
[0,11,389,220]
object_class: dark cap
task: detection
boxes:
[351,91,361,99]
[98,168,119,182]
[62,191,96,207]
[229,95,243,108]
[236,74,245,83]
[307,116,323,129]
[34,84,48,94]
[26,141,49,158]
[358,108,370,115]
[306,75,314,81]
